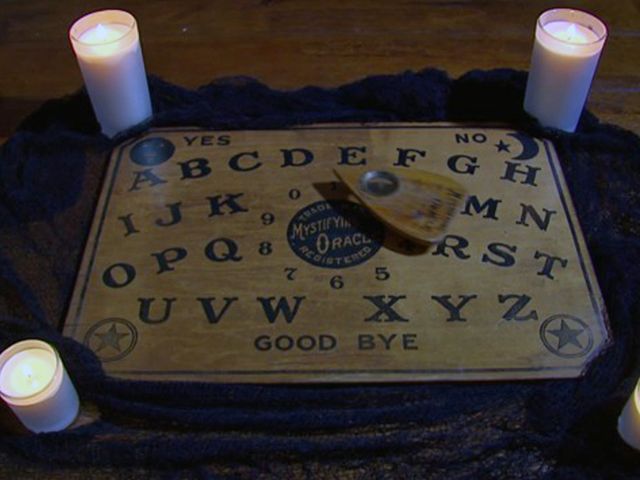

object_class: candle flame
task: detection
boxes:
[21,364,34,379]
[20,363,39,388]
[94,23,109,42]
[566,23,577,42]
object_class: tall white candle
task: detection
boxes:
[0,340,79,433]
[619,382,640,450]
[523,9,607,132]
[69,10,152,138]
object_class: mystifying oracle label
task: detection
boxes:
[287,200,385,268]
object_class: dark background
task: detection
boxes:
[0,0,638,138]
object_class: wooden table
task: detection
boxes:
[1,0,639,137]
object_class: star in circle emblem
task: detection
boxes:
[84,318,138,362]
[540,314,593,358]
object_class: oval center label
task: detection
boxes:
[287,200,385,268]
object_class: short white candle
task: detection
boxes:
[69,10,152,138]
[619,382,640,450]
[523,9,607,132]
[0,340,79,433]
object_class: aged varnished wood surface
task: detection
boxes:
[0,0,639,138]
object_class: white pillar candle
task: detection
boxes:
[0,340,79,433]
[619,382,640,450]
[69,10,152,138]
[523,9,607,132]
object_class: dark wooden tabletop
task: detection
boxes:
[1,0,639,138]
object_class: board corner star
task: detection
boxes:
[548,319,584,350]
[94,323,130,352]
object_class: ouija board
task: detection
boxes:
[63,124,610,382]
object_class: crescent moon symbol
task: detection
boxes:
[507,132,539,161]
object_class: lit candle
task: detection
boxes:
[0,340,79,433]
[69,10,152,138]
[619,382,640,450]
[523,9,607,132]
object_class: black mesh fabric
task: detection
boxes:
[0,69,639,478]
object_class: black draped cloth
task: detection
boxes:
[1,69,640,478]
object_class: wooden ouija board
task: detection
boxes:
[63,124,610,382]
